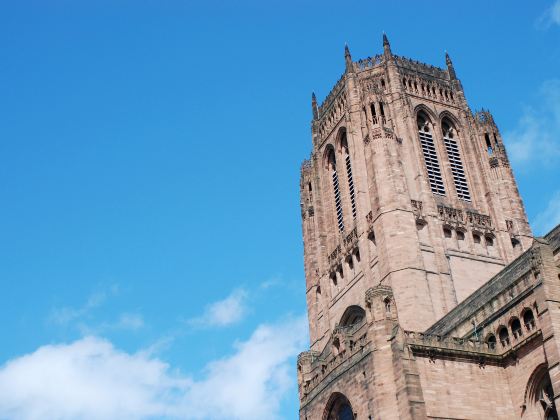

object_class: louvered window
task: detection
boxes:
[418,116,445,195]
[343,140,357,219]
[328,149,344,232]
[443,123,471,201]
[332,169,344,231]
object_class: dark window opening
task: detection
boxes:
[524,309,536,330]
[498,326,510,347]
[370,103,377,124]
[511,317,523,339]
[487,334,496,349]
[485,133,493,155]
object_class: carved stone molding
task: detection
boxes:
[365,285,394,307]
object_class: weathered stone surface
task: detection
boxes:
[298,37,560,419]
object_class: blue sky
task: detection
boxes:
[0,1,559,419]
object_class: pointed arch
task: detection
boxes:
[441,116,471,201]
[322,392,355,420]
[414,103,438,123]
[324,144,344,232]
[338,128,357,219]
[339,305,366,328]
[438,110,462,129]
[523,364,559,419]
[416,109,446,196]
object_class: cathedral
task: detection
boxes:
[297,35,560,419]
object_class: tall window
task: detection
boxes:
[417,113,445,195]
[370,103,378,124]
[442,120,471,201]
[326,394,355,420]
[341,133,357,219]
[328,148,344,232]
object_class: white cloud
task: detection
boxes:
[532,190,560,236]
[188,289,248,328]
[115,313,145,330]
[49,285,119,326]
[77,313,146,335]
[0,316,307,420]
[504,79,560,168]
[537,0,560,28]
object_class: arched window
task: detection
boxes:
[442,119,471,201]
[526,366,559,420]
[511,317,523,339]
[339,305,366,329]
[524,309,536,331]
[327,148,344,232]
[370,103,378,124]
[341,133,357,220]
[486,334,496,350]
[485,133,493,155]
[346,255,354,273]
[417,112,446,195]
[368,231,377,256]
[379,102,386,123]
[384,297,392,316]
[325,393,355,420]
[498,326,510,347]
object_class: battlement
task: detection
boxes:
[393,54,448,79]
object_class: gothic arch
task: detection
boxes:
[323,144,336,170]
[335,127,348,152]
[414,104,438,125]
[322,392,355,420]
[439,110,462,132]
[339,305,366,328]
[523,364,559,419]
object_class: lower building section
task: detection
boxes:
[298,225,560,419]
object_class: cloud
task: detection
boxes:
[504,79,560,168]
[188,289,248,328]
[537,0,560,28]
[49,285,119,326]
[115,313,145,330]
[532,190,560,235]
[0,316,307,420]
[77,312,146,335]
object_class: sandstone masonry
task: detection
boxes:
[298,35,560,420]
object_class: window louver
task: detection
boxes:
[345,152,357,219]
[444,132,471,201]
[418,129,446,195]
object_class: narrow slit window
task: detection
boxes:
[370,103,377,124]
[328,149,344,232]
[342,134,357,219]
[417,113,445,195]
[443,121,471,201]
[485,133,493,155]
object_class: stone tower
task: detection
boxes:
[297,36,560,419]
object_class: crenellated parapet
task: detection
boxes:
[393,54,448,79]
[353,54,384,72]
